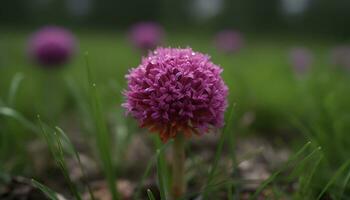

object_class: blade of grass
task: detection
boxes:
[298,153,323,198]
[37,116,82,200]
[54,133,83,200]
[134,158,154,200]
[147,189,156,200]
[208,102,235,178]
[203,102,235,199]
[55,127,96,200]
[227,182,233,200]
[288,146,322,179]
[317,160,350,200]
[7,73,24,107]
[37,115,57,155]
[157,148,168,200]
[134,139,173,200]
[340,167,350,199]
[250,141,313,200]
[0,107,39,134]
[179,179,240,200]
[153,136,171,189]
[227,103,237,169]
[226,102,239,198]
[31,179,59,200]
[85,52,120,200]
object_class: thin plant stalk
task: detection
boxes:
[157,149,168,200]
[134,139,173,200]
[153,135,171,190]
[55,127,96,200]
[203,102,235,199]
[31,179,59,200]
[317,160,350,200]
[85,52,120,200]
[171,134,186,199]
[37,116,82,200]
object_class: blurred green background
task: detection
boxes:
[1,0,349,130]
[1,0,350,37]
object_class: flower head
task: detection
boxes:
[27,26,76,68]
[128,22,164,51]
[123,47,228,142]
[214,30,244,53]
[289,47,313,75]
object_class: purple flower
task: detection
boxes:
[128,22,164,51]
[214,30,244,53]
[27,26,77,68]
[330,46,350,70]
[289,47,313,75]
[123,47,228,142]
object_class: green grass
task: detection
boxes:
[31,179,60,200]
[203,102,235,199]
[85,52,120,200]
[37,116,82,200]
[1,30,350,199]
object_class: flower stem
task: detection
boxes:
[171,134,186,199]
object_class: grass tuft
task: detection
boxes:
[203,102,236,199]
[37,115,82,200]
[250,141,313,200]
[55,127,96,200]
[317,160,350,200]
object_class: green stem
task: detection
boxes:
[171,134,186,199]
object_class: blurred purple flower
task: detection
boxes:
[123,47,228,142]
[289,47,313,75]
[330,46,350,70]
[214,30,244,53]
[128,22,164,51]
[27,26,77,68]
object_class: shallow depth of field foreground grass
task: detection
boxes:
[1,30,350,199]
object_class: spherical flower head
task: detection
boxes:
[129,22,164,51]
[289,47,313,75]
[123,47,228,142]
[27,26,77,68]
[214,30,244,53]
[330,46,350,70]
